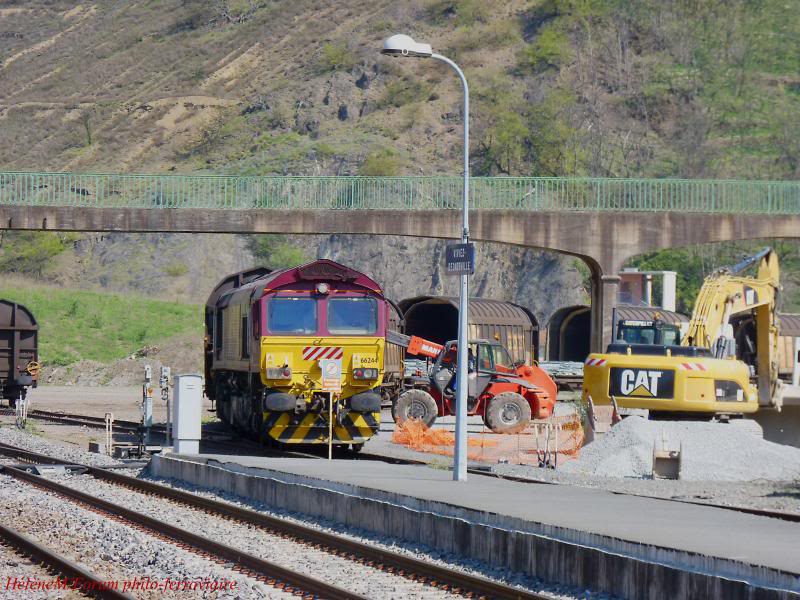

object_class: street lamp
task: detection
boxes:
[382,34,471,482]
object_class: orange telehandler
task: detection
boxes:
[387,331,557,434]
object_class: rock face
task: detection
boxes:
[52,233,255,302]
[314,234,588,325]
[33,231,588,326]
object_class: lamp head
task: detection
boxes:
[381,34,432,58]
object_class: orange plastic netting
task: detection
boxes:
[391,413,584,466]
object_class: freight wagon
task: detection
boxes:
[0,300,39,407]
[378,296,540,404]
[205,260,389,447]
[397,296,539,363]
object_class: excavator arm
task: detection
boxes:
[682,248,781,406]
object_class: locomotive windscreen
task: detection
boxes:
[268,297,317,334]
[328,298,378,334]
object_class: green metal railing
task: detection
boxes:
[0,172,799,213]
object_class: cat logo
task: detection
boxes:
[610,368,674,399]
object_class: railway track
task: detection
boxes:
[7,408,800,522]
[0,442,550,600]
[0,519,134,600]
[0,408,160,434]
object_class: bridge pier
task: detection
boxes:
[588,266,622,354]
[590,274,621,353]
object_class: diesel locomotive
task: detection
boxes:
[205,259,388,447]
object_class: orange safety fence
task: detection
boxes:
[391,412,585,467]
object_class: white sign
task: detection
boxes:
[320,358,342,393]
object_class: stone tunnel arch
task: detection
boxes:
[546,305,591,362]
[399,296,540,364]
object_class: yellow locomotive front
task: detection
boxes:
[206,260,387,448]
[259,292,386,445]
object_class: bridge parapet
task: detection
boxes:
[1,172,800,213]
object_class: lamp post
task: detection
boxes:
[382,34,470,482]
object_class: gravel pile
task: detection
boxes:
[562,416,800,481]
[0,424,121,467]
[0,473,281,600]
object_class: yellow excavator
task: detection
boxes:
[583,248,784,419]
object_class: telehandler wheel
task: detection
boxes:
[484,392,531,434]
[394,389,438,427]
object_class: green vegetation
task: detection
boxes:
[0,285,202,366]
[249,235,308,270]
[317,43,356,73]
[427,0,489,27]
[0,232,80,276]
[518,27,571,72]
[379,78,434,109]
[627,241,800,313]
[359,149,404,176]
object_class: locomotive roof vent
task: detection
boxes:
[297,259,359,282]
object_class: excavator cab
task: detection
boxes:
[616,318,682,347]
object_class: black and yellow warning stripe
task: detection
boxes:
[262,410,380,444]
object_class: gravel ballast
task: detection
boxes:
[41,472,465,600]
[0,423,122,467]
[0,542,85,600]
[0,473,285,599]
[560,416,800,481]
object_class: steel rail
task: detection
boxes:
[1,464,363,600]
[0,521,134,600]
[0,408,158,433]
[0,442,547,599]
[29,409,164,433]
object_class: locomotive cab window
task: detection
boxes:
[215,310,223,359]
[241,314,249,359]
[328,297,378,335]
[268,297,317,334]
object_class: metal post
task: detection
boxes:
[432,53,470,481]
[611,306,618,341]
[104,412,114,457]
[328,392,334,461]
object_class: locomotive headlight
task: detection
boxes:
[353,368,378,380]
[266,367,292,380]
[316,283,330,294]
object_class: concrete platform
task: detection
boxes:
[149,453,800,600]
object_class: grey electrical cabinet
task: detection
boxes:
[173,374,203,454]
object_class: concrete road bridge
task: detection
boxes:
[1,171,799,350]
